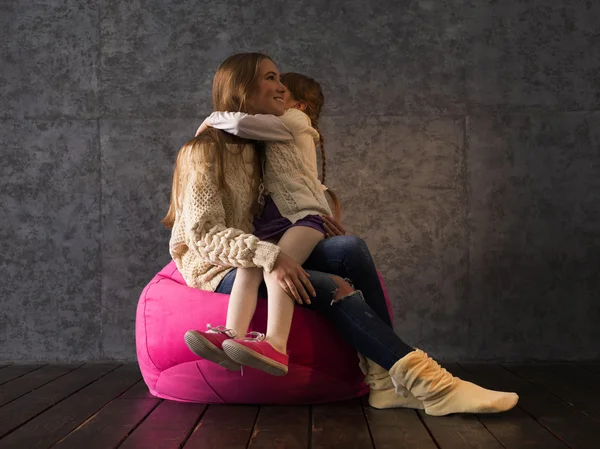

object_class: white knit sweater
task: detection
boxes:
[168,143,281,291]
[205,108,332,223]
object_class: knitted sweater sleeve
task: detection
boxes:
[179,169,281,272]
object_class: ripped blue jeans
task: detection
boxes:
[215,235,414,370]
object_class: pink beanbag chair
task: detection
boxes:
[136,261,393,404]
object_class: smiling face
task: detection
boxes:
[246,59,287,116]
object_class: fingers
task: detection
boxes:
[280,274,313,305]
[323,216,335,235]
[323,218,340,237]
[298,272,315,300]
[278,279,295,303]
[271,255,316,305]
[323,220,332,237]
[331,217,346,235]
[195,122,209,137]
[323,215,346,236]
[284,279,302,304]
[293,276,311,304]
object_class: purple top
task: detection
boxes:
[253,195,326,241]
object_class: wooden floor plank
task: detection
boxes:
[312,399,373,449]
[364,404,437,449]
[248,405,309,449]
[0,365,12,371]
[0,364,44,385]
[118,401,206,449]
[504,363,600,421]
[0,364,140,449]
[419,410,504,449]
[459,362,598,449]
[454,363,568,449]
[50,397,159,449]
[183,405,259,448]
[416,365,504,449]
[118,380,155,399]
[0,362,594,448]
[0,364,82,408]
[0,363,119,439]
[416,363,511,449]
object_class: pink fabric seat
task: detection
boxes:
[136,261,393,404]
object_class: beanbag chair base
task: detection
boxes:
[136,261,393,404]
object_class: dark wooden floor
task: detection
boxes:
[0,362,599,449]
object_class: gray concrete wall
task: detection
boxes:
[1,0,599,362]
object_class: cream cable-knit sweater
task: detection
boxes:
[265,139,332,223]
[169,143,281,291]
[205,109,332,223]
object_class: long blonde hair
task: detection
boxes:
[280,72,342,221]
[162,53,270,229]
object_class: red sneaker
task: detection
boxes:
[184,325,241,371]
[222,332,289,376]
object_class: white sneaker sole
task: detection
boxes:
[222,340,288,376]
[184,330,241,371]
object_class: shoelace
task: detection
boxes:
[206,324,237,338]
[241,331,265,342]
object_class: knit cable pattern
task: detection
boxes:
[169,146,280,290]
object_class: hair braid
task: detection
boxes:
[311,121,326,185]
[319,136,326,185]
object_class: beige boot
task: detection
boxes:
[358,354,424,410]
[389,349,519,416]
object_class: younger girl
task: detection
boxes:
[184,73,339,376]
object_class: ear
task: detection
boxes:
[296,101,308,112]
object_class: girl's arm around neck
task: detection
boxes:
[204,111,294,141]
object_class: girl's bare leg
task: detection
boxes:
[263,226,325,353]
[225,267,263,337]
[261,273,295,353]
[277,226,324,264]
